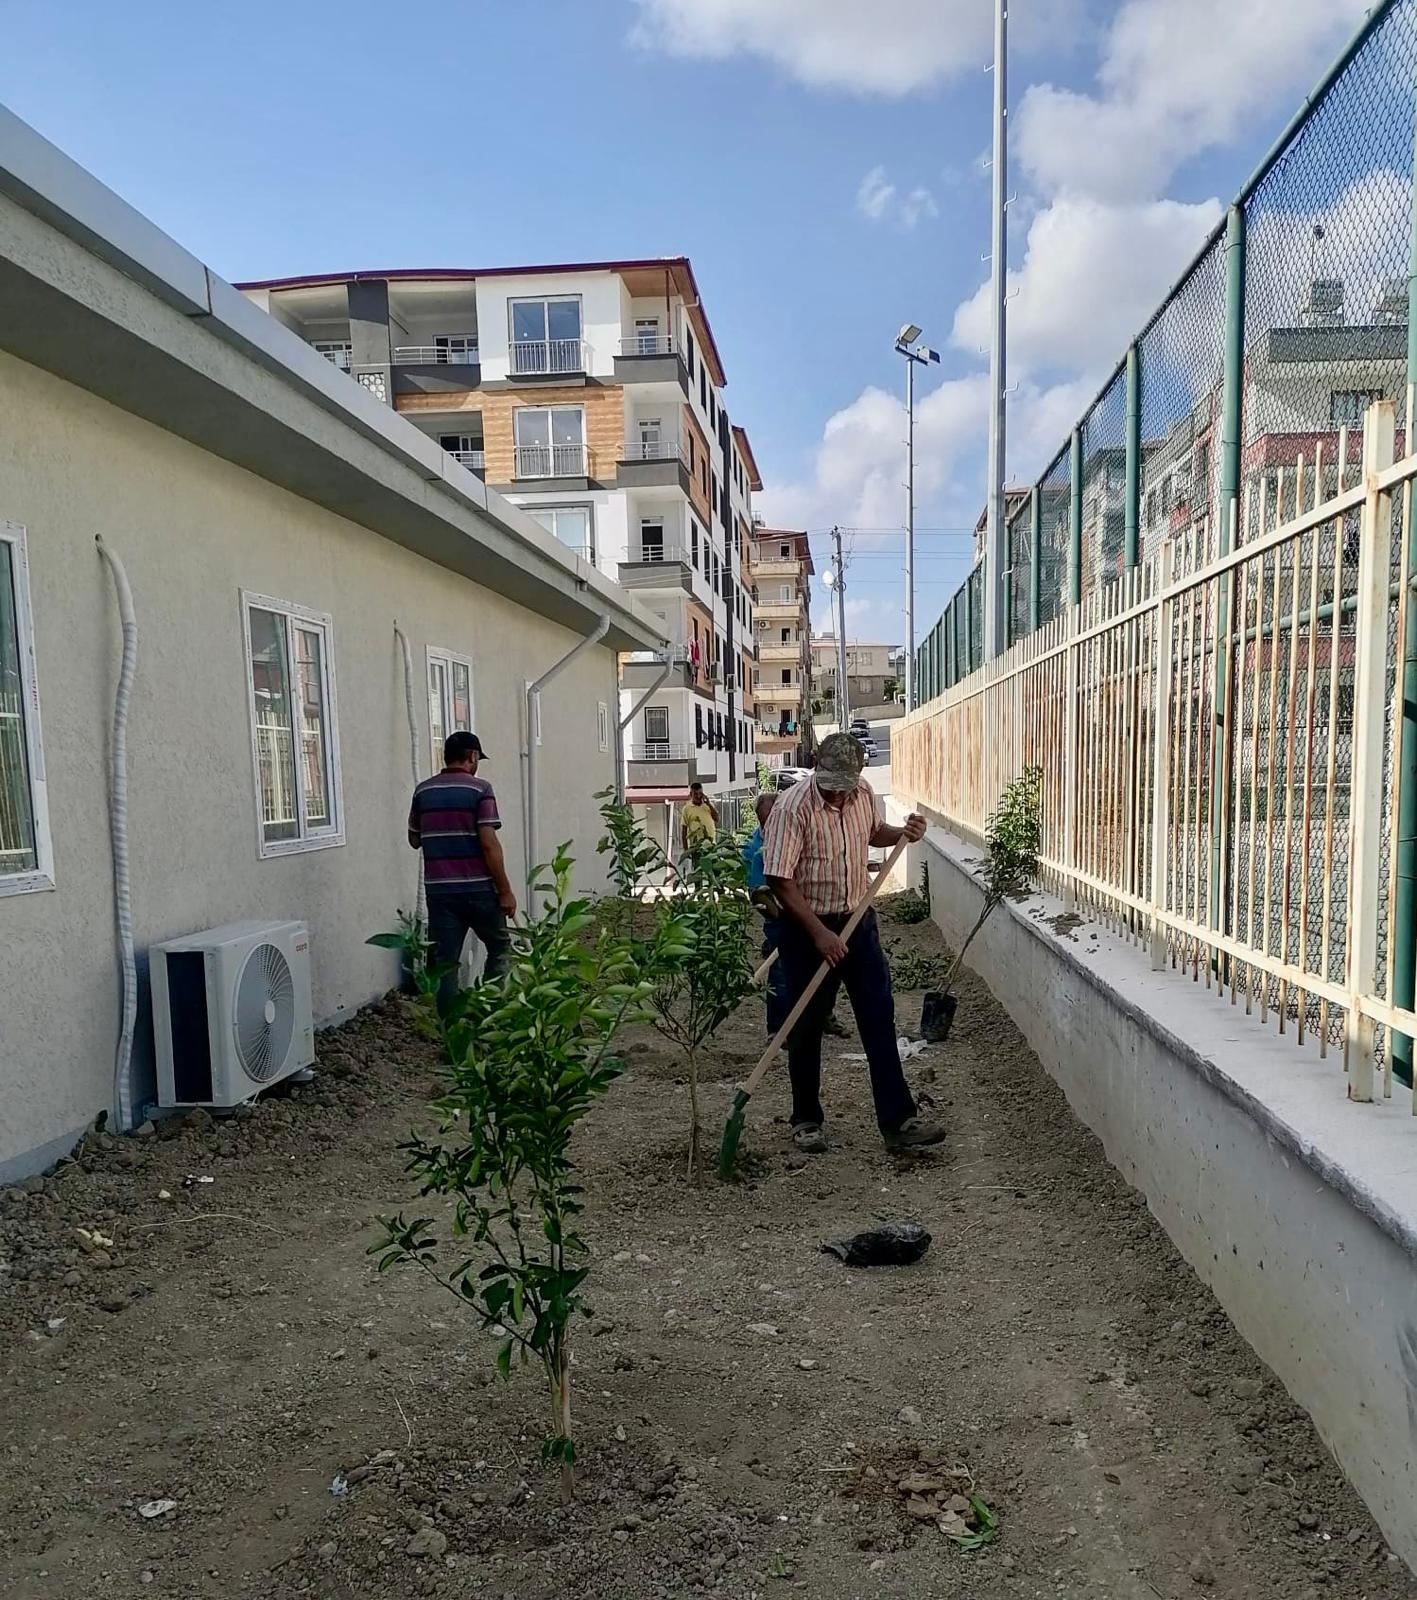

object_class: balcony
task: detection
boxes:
[752,558,802,578]
[754,600,800,622]
[394,342,479,366]
[757,642,801,662]
[514,443,589,481]
[314,341,352,371]
[617,432,692,493]
[755,683,804,706]
[621,648,697,690]
[618,542,694,594]
[510,338,589,377]
[625,743,705,791]
[447,448,485,472]
[614,334,689,395]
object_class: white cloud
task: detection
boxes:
[952,193,1224,380]
[856,166,939,230]
[1016,0,1369,202]
[628,0,1079,96]
[757,375,990,532]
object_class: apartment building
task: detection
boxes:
[811,637,898,710]
[0,109,666,1179]
[747,526,814,768]
[237,259,761,844]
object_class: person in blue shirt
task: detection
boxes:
[743,793,790,1034]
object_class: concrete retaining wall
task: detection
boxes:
[912,827,1417,1572]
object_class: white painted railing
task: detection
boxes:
[619,334,676,357]
[621,434,690,466]
[510,338,588,376]
[895,400,1417,1104]
[625,543,691,565]
[394,342,479,365]
[514,443,588,479]
[447,449,484,470]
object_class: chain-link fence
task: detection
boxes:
[916,0,1417,673]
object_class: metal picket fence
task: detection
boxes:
[898,403,1414,1102]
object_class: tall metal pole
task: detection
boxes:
[905,356,916,710]
[831,525,850,730]
[983,0,1009,660]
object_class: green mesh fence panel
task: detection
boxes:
[968,565,984,669]
[1138,230,1228,577]
[1080,369,1128,603]
[1007,493,1033,642]
[1241,0,1417,543]
[1038,447,1071,624]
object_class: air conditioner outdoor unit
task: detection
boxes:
[150,920,314,1108]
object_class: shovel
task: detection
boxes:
[719,837,908,1176]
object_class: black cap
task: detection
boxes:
[445,731,488,763]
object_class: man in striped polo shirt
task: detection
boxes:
[763,732,943,1154]
[408,731,516,1013]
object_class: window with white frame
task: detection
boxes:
[243,593,343,854]
[427,647,474,771]
[509,296,583,375]
[514,406,586,478]
[529,505,593,560]
[644,705,669,748]
[0,522,52,893]
[598,701,610,752]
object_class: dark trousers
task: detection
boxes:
[777,908,916,1134]
[427,889,511,1014]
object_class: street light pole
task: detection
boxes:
[905,353,915,711]
[893,326,939,712]
[828,525,850,730]
[984,0,1009,660]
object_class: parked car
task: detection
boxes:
[860,738,878,762]
[775,766,812,790]
[850,718,871,738]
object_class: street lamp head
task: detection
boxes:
[822,568,837,589]
[897,322,923,348]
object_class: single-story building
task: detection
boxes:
[0,108,665,1180]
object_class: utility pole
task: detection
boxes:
[984,0,1009,659]
[829,525,850,730]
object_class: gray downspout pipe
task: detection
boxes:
[524,613,611,907]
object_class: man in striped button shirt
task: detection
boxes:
[763,733,944,1154]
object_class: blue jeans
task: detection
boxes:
[776,908,916,1134]
[762,917,790,1036]
[427,889,511,1015]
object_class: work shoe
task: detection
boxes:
[791,1122,829,1155]
[882,1116,946,1152]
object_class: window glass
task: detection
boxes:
[429,657,449,763]
[248,606,300,845]
[547,299,582,342]
[452,662,473,731]
[246,598,341,852]
[0,540,36,876]
[512,301,546,344]
[645,705,669,743]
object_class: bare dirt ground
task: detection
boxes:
[2,903,1412,1600]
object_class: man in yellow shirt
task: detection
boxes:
[680,781,719,860]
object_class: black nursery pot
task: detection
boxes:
[919,989,958,1043]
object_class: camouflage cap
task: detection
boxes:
[815,732,866,793]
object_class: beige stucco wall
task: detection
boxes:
[0,348,620,1174]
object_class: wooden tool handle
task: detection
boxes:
[739,836,909,1099]
[751,949,778,985]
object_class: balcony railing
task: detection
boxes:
[394,342,480,365]
[314,343,352,371]
[514,443,588,479]
[510,338,589,376]
[618,334,676,357]
[628,744,690,761]
[625,542,691,565]
[620,434,691,467]
[447,449,485,470]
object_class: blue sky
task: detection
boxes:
[0,0,1373,644]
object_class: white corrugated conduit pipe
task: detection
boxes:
[95,536,138,1132]
[393,621,426,929]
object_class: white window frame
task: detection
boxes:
[0,522,54,897]
[598,701,611,752]
[426,646,476,774]
[644,705,670,745]
[241,590,344,859]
